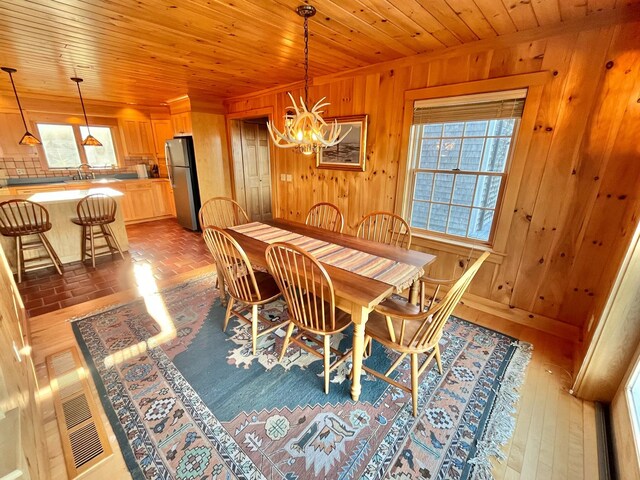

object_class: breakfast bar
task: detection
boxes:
[0,187,129,272]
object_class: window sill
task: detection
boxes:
[410,232,506,265]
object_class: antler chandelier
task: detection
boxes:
[267,4,349,156]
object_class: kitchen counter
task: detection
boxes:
[0,187,129,272]
[1,178,176,225]
[27,187,124,205]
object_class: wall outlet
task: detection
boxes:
[286,174,293,182]
[280,173,287,181]
[16,168,26,175]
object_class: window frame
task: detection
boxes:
[405,113,522,246]
[395,72,550,255]
[32,115,122,170]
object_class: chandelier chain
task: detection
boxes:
[303,15,309,105]
[266,4,350,155]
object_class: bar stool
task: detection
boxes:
[71,193,124,267]
[0,199,62,283]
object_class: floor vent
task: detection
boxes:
[46,347,112,478]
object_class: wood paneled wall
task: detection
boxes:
[0,233,50,478]
[226,20,640,339]
[191,111,233,202]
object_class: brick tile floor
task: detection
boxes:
[17,219,213,318]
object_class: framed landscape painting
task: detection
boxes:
[316,114,368,171]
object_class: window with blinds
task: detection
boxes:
[406,89,527,244]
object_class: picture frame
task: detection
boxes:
[316,114,368,172]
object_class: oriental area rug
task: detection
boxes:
[72,275,532,480]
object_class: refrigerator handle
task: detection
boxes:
[165,144,175,188]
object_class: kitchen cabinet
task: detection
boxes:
[0,112,39,157]
[151,180,176,217]
[8,179,176,224]
[122,182,155,222]
[171,112,192,135]
[120,119,155,156]
[15,185,66,195]
[151,120,174,158]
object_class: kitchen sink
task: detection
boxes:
[64,178,122,184]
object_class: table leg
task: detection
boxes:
[350,303,371,402]
[216,263,227,306]
[408,280,420,305]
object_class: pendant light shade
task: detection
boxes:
[19,131,42,146]
[82,135,102,146]
[1,66,42,146]
[71,77,102,147]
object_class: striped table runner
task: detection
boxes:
[230,222,423,292]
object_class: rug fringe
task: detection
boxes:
[468,341,533,480]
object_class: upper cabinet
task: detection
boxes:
[0,113,39,158]
[171,112,192,136]
[120,119,155,156]
[151,119,174,158]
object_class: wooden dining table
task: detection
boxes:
[224,218,436,402]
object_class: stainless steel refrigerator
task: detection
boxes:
[165,136,201,231]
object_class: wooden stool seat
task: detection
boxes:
[74,194,124,268]
[0,221,52,236]
[71,216,112,226]
[0,199,62,282]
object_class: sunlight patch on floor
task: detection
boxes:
[103,262,177,368]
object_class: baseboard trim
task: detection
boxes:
[460,292,581,342]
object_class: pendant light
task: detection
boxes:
[267,4,349,156]
[71,77,102,147]
[1,67,41,145]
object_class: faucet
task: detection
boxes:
[73,164,94,180]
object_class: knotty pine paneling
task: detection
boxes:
[225,21,640,339]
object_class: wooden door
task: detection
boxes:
[239,121,272,221]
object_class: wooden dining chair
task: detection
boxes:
[0,199,62,282]
[199,197,250,229]
[265,242,352,394]
[420,247,476,311]
[305,202,344,233]
[202,226,287,354]
[363,251,490,416]
[356,211,412,249]
[72,194,125,267]
[199,197,251,300]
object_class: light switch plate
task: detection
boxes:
[286,174,293,182]
[280,173,286,181]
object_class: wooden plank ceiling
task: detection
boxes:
[0,0,631,105]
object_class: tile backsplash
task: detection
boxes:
[0,155,157,179]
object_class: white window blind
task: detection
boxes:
[413,89,527,124]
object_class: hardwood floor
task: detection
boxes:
[28,269,599,479]
[17,219,212,318]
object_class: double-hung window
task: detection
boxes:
[406,89,526,244]
[37,123,118,169]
